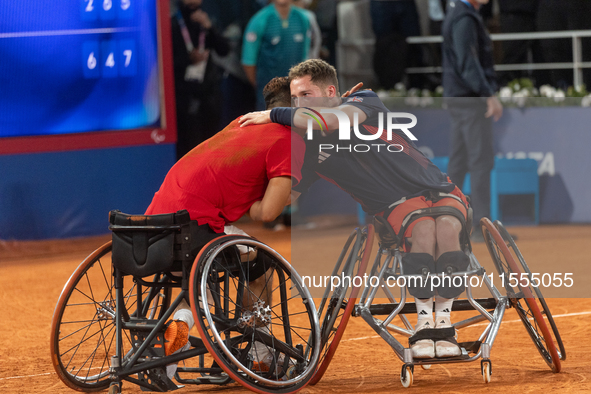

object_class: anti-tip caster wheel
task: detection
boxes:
[481,359,492,384]
[401,364,414,388]
[420,364,431,370]
[108,383,121,394]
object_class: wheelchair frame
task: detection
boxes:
[310,210,566,388]
[50,210,320,394]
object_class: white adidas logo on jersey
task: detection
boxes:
[318,151,330,163]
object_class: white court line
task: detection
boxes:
[0,27,137,39]
[0,372,53,381]
[2,310,589,382]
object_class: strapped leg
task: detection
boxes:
[435,251,469,298]
[401,253,435,299]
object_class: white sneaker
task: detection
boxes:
[435,317,461,357]
[250,343,296,378]
[410,319,435,359]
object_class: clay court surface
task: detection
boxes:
[1,220,591,393]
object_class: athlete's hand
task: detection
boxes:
[191,10,212,30]
[239,110,272,127]
[342,82,363,98]
[485,96,503,121]
[342,82,372,98]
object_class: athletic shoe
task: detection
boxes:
[435,317,461,357]
[164,320,189,356]
[251,352,297,378]
[250,340,296,378]
[410,319,435,359]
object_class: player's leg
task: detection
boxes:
[163,222,223,378]
[431,191,470,357]
[386,197,438,358]
[432,215,466,357]
[405,219,438,358]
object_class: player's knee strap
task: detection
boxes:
[435,251,470,298]
[401,253,435,298]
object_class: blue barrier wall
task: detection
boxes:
[300,107,591,224]
[0,144,175,240]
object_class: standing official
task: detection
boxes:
[442,0,502,242]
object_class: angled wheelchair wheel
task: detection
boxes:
[50,242,172,391]
[481,218,562,373]
[309,225,374,386]
[190,235,320,394]
[494,221,566,362]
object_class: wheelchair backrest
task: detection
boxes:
[109,210,192,277]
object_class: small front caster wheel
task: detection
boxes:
[481,359,492,384]
[401,364,414,388]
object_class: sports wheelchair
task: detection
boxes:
[310,206,566,387]
[50,210,320,393]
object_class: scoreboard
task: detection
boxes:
[0,0,176,154]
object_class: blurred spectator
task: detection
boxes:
[537,0,591,89]
[201,0,263,127]
[442,0,502,242]
[498,0,540,85]
[242,0,311,110]
[314,0,338,65]
[428,0,446,36]
[370,0,424,89]
[172,0,229,159]
[294,0,322,59]
[425,0,447,84]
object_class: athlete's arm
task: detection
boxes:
[238,83,367,130]
[291,104,367,133]
[238,105,367,131]
[288,190,301,205]
[249,176,292,222]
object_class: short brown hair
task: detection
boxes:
[263,76,291,109]
[288,59,339,94]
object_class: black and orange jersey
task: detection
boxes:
[294,91,456,215]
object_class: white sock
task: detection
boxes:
[415,297,433,325]
[435,295,454,324]
[173,308,194,330]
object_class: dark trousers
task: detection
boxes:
[447,101,494,227]
[220,73,256,127]
[370,0,423,89]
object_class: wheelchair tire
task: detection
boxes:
[50,241,172,391]
[190,235,320,394]
[309,225,374,385]
[494,221,566,362]
[481,218,562,373]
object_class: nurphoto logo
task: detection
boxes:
[302,108,419,155]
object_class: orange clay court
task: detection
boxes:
[1,220,590,393]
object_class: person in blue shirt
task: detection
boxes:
[241,0,311,110]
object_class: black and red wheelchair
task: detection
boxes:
[51,210,320,393]
[309,204,565,387]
